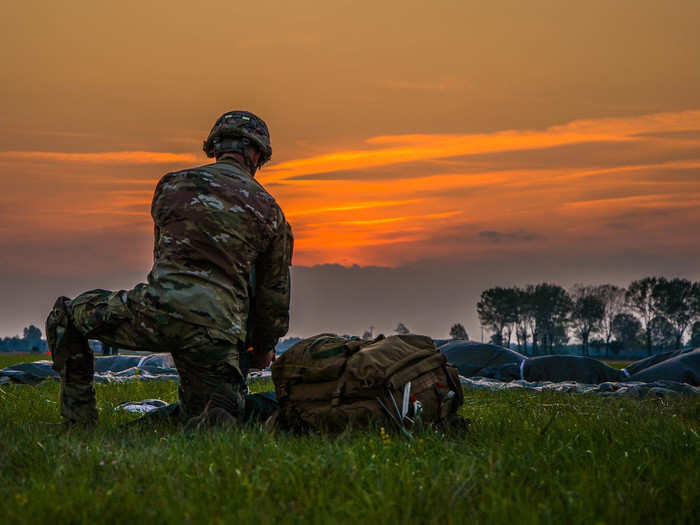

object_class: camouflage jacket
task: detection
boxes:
[146,157,293,351]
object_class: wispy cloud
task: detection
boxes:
[478,230,544,243]
[0,151,199,164]
[286,199,420,218]
[263,110,700,183]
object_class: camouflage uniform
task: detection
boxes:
[47,156,293,424]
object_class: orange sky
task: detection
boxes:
[1,1,699,337]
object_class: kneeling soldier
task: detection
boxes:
[46,111,293,427]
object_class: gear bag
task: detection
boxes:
[271,333,464,433]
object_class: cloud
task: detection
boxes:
[284,140,700,183]
[632,129,700,140]
[0,151,199,164]
[286,199,421,218]
[263,110,700,183]
[478,230,544,243]
[257,111,700,266]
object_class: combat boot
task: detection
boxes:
[46,297,98,425]
[183,382,244,433]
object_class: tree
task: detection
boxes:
[612,313,641,351]
[626,277,659,355]
[589,338,605,356]
[449,323,469,340]
[690,321,700,348]
[516,285,537,355]
[595,284,627,357]
[570,285,605,356]
[652,277,696,349]
[649,315,675,351]
[394,323,410,335]
[23,325,42,344]
[476,287,519,347]
[530,283,572,354]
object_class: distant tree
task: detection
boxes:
[477,287,519,347]
[530,283,572,354]
[570,285,605,356]
[0,336,23,352]
[449,323,469,340]
[394,323,410,335]
[608,340,624,356]
[516,285,537,354]
[589,338,605,357]
[549,323,570,353]
[612,313,642,351]
[596,284,627,357]
[692,282,700,325]
[23,325,42,344]
[649,315,675,352]
[626,277,660,355]
[690,321,700,348]
[652,277,696,349]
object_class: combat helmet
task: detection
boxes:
[203,110,272,175]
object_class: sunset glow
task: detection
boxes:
[2,111,699,269]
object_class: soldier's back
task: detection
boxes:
[146,157,287,341]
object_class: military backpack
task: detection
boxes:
[270,333,465,434]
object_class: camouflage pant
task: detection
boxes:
[47,284,246,424]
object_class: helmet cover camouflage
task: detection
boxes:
[203,111,272,172]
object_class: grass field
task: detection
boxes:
[1,353,698,524]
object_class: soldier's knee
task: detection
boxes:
[46,296,75,370]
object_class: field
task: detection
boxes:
[1,353,698,524]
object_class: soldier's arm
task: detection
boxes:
[252,216,293,352]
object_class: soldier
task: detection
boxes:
[46,110,293,428]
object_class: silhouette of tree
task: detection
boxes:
[477,287,519,347]
[530,283,572,354]
[652,278,696,349]
[649,315,675,351]
[612,313,642,351]
[595,284,627,357]
[570,285,605,356]
[394,323,410,335]
[515,285,537,354]
[626,277,660,355]
[23,325,42,344]
[449,323,469,340]
[690,321,700,348]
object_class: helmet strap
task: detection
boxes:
[215,138,259,175]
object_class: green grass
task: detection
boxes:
[603,360,633,369]
[1,354,698,524]
[0,352,51,367]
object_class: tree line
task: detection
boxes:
[0,325,48,352]
[477,277,700,356]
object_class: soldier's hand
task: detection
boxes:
[250,347,275,370]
